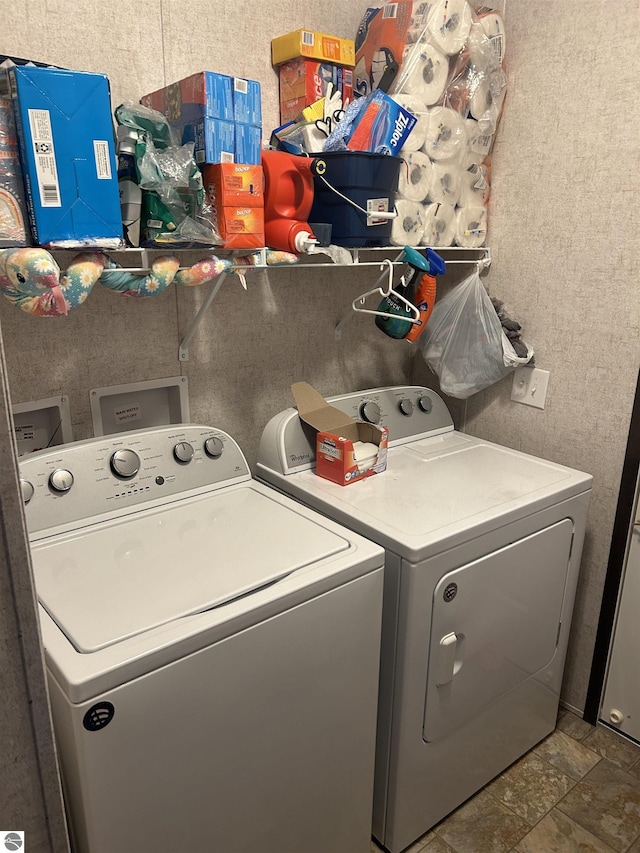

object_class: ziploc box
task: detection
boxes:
[141,72,234,126]
[291,382,388,486]
[182,118,235,165]
[346,89,416,155]
[9,65,122,245]
[272,29,355,67]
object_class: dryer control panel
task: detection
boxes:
[258,386,455,476]
[19,425,250,536]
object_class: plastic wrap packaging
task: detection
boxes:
[354,1,507,247]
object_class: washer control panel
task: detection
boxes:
[19,425,250,536]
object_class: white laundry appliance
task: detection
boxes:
[19,424,385,853]
[257,385,592,853]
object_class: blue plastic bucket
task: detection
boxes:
[309,152,401,247]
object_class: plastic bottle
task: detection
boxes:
[405,248,446,342]
[262,149,317,253]
[116,126,142,247]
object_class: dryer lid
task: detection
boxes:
[32,485,350,653]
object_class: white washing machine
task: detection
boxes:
[19,425,385,853]
[257,385,592,853]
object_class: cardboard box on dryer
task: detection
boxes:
[291,382,388,486]
[9,64,122,245]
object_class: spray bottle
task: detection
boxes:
[375,246,445,340]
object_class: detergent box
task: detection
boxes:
[291,381,388,486]
[272,29,355,67]
[141,71,234,125]
[9,65,122,245]
[208,205,264,250]
[233,77,262,126]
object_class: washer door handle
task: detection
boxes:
[435,631,465,686]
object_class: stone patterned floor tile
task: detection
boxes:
[422,836,455,852]
[513,808,617,852]
[487,752,575,824]
[581,727,640,771]
[433,789,530,853]
[533,729,601,780]
[556,708,597,741]
[628,835,640,852]
[629,758,640,782]
[556,759,640,852]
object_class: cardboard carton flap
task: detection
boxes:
[291,381,356,435]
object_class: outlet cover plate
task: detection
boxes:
[511,367,550,409]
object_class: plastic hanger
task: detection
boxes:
[350,259,420,322]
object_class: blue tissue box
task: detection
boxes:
[235,124,262,165]
[233,78,262,126]
[182,118,235,165]
[9,65,122,245]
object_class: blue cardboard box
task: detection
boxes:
[182,118,235,165]
[234,124,261,165]
[233,78,262,126]
[9,65,122,245]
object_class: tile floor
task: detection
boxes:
[372,709,640,853]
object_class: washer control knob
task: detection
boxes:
[204,436,224,459]
[418,395,433,414]
[20,479,35,504]
[110,449,140,479]
[173,441,194,464]
[360,401,381,424]
[49,468,74,493]
[399,398,414,416]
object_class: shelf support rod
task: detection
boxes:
[178,272,227,361]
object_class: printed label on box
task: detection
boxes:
[93,140,112,180]
[28,109,61,208]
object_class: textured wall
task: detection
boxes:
[417,0,640,710]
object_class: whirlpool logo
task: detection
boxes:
[83,701,115,731]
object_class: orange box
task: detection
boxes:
[291,382,388,486]
[212,206,264,250]
[203,163,264,208]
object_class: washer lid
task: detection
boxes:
[31,485,350,653]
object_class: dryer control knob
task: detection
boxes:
[204,436,224,459]
[360,401,381,424]
[110,449,140,479]
[399,398,414,416]
[49,468,74,493]
[418,395,433,414]
[20,478,34,504]
[173,441,194,464]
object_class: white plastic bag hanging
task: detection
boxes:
[419,271,533,398]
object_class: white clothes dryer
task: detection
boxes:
[19,425,385,853]
[257,386,592,853]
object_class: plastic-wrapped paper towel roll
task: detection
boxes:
[398,151,432,202]
[427,161,462,207]
[427,0,473,56]
[391,199,425,247]
[455,206,487,247]
[469,69,507,125]
[455,119,490,168]
[422,107,468,162]
[422,202,456,247]
[479,11,506,66]
[393,94,429,152]
[459,163,490,206]
[396,42,449,106]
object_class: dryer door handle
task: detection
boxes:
[435,631,465,686]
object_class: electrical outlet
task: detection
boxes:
[511,367,550,409]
